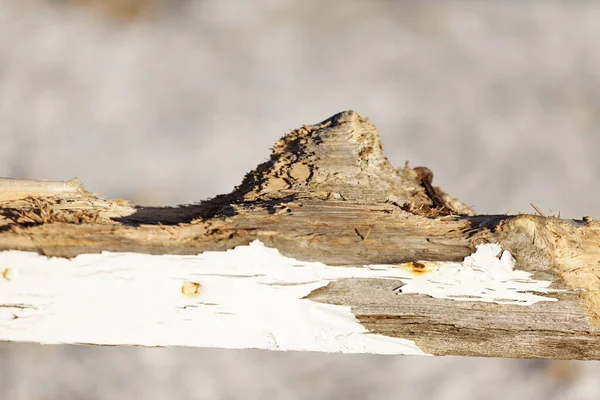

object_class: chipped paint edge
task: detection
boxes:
[0,241,558,354]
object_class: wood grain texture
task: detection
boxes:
[1,110,599,359]
[307,278,600,360]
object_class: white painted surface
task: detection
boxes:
[0,241,557,354]
[394,243,560,305]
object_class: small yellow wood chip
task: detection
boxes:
[181,281,201,297]
[2,268,18,281]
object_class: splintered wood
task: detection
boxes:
[0,110,598,359]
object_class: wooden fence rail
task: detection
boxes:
[0,111,598,359]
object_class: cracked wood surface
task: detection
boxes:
[1,110,599,359]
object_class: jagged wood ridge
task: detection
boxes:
[0,110,599,359]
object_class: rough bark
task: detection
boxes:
[1,110,599,359]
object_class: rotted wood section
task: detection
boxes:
[1,110,599,359]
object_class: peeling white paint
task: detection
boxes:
[392,243,559,305]
[0,241,557,354]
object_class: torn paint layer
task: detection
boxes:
[0,241,557,353]
[393,243,560,305]
[0,241,423,354]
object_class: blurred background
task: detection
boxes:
[1,0,599,398]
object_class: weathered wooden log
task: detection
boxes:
[0,110,598,359]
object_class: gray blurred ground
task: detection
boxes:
[1,0,599,398]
